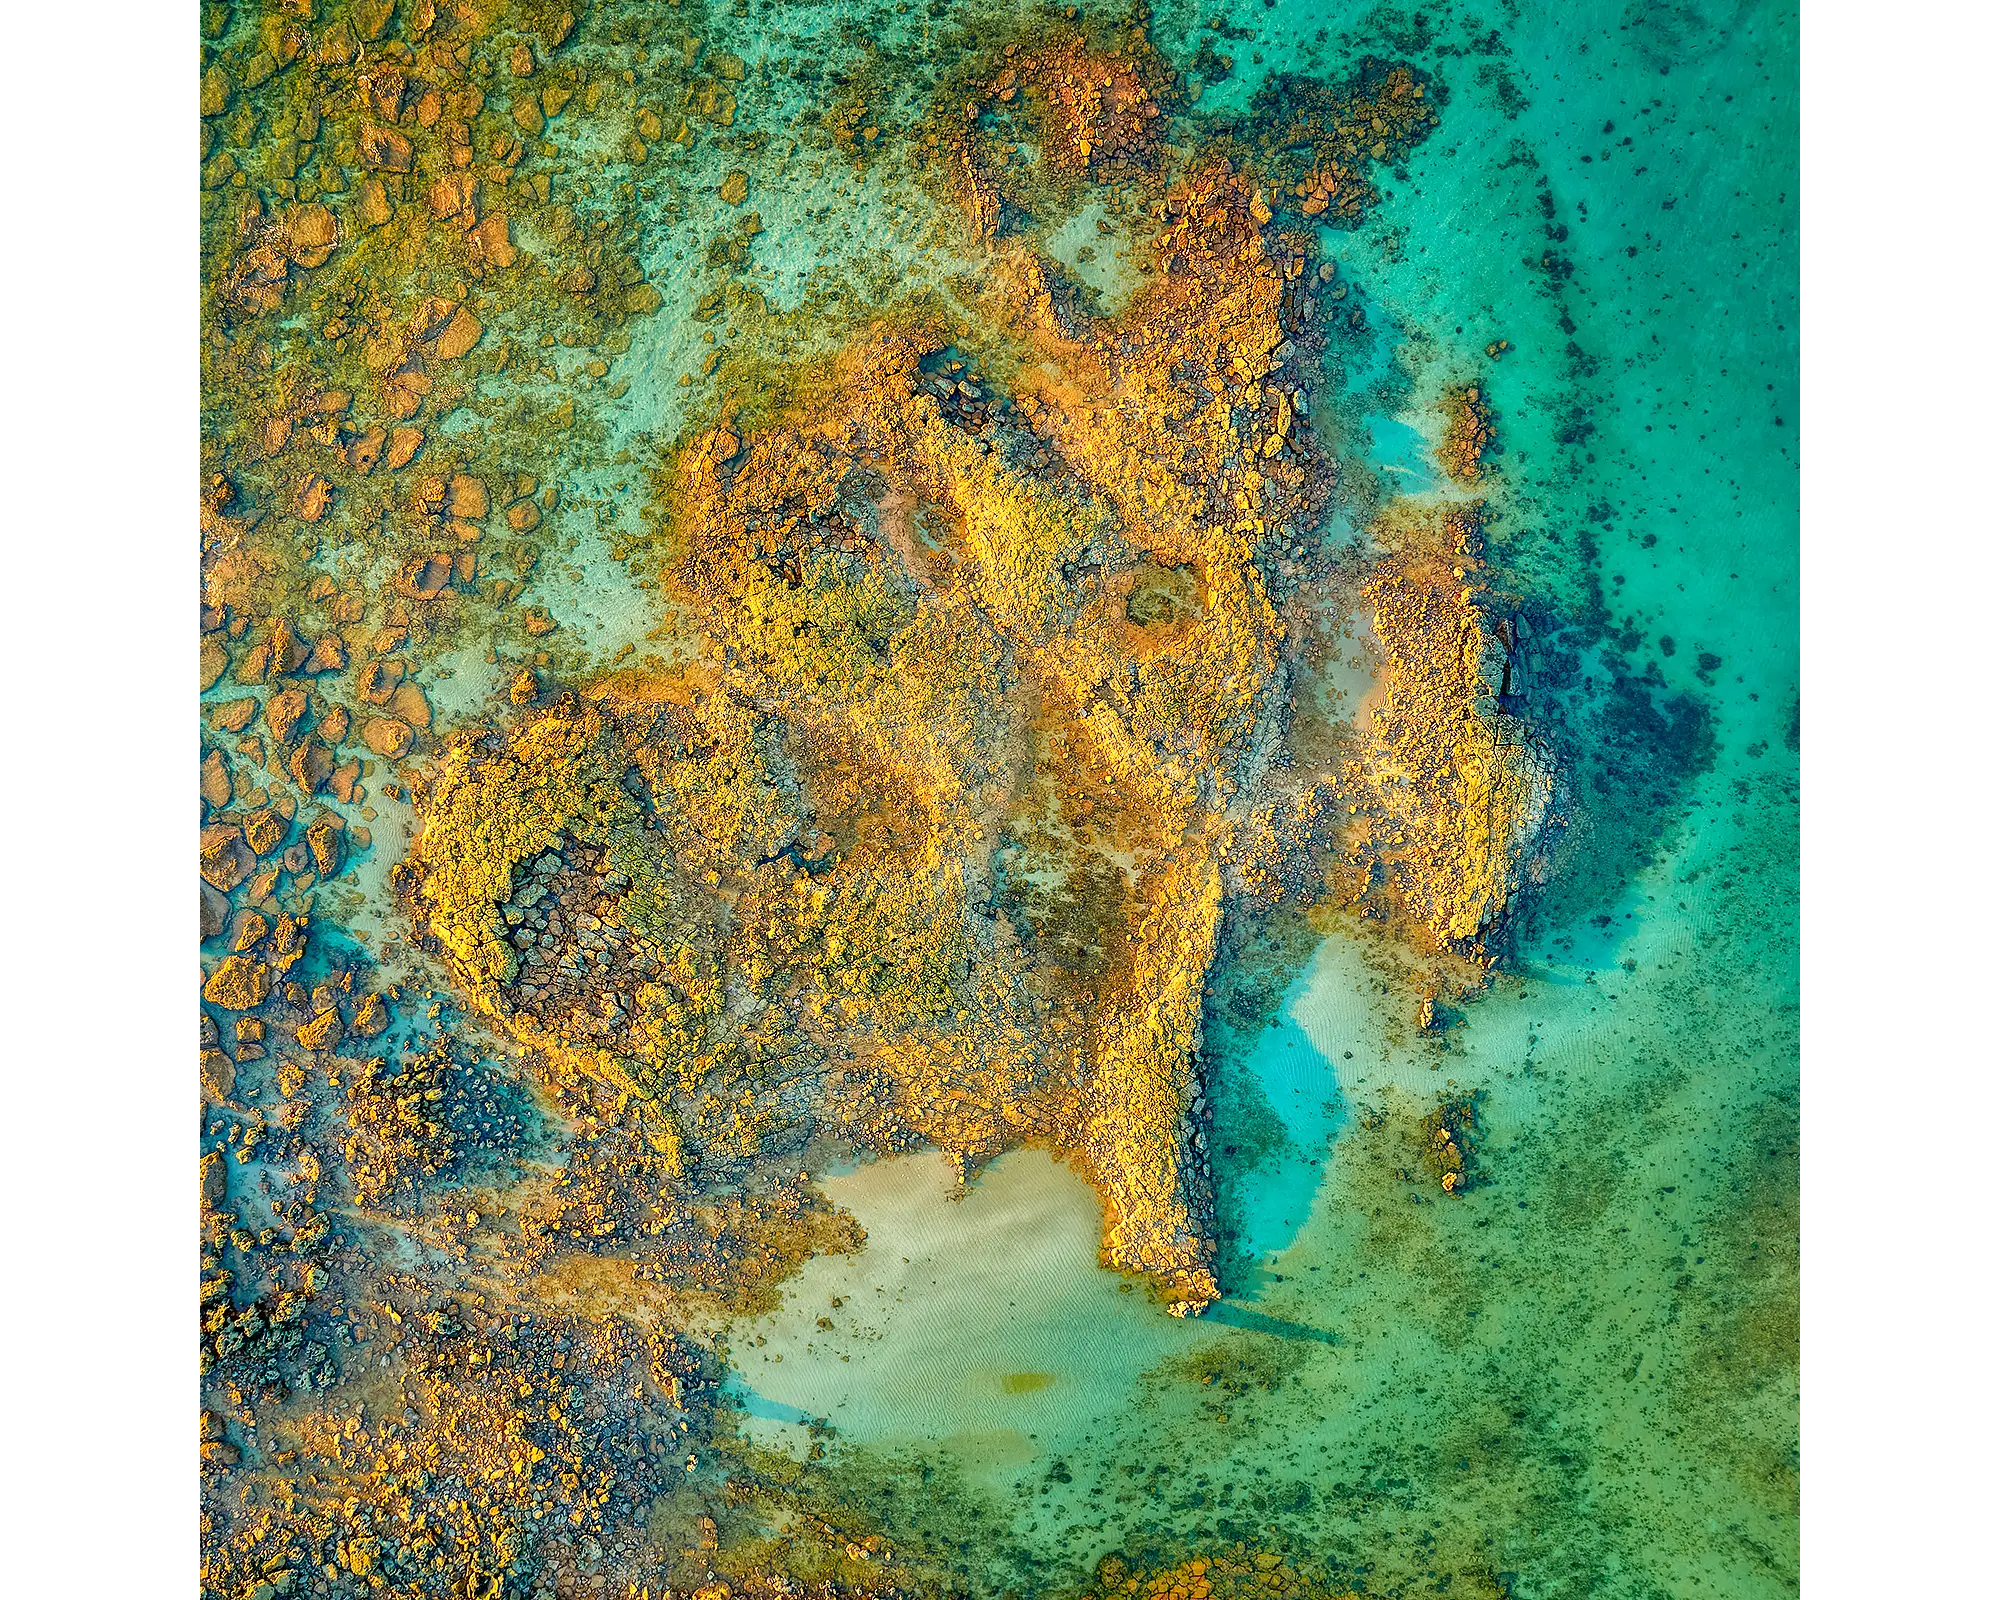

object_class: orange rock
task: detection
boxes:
[505,498,541,532]
[428,172,478,222]
[349,992,390,1038]
[201,883,229,941]
[307,633,346,673]
[201,636,228,691]
[393,553,453,600]
[291,740,334,795]
[447,474,489,518]
[264,687,309,746]
[200,749,233,809]
[383,364,433,419]
[318,705,350,744]
[212,697,258,733]
[346,426,387,473]
[385,427,425,469]
[352,0,393,42]
[200,1050,237,1102]
[270,618,311,675]
[296,474,332,522]
[387,680,432,730]
[470,213,518,269]
[307,815,345,875]
[362,717,414,758]
[357,177,393,228]
[358,658,403,704]
[330,759,362,803]
[360,123,413,172]
[430,306,483,360]
[283,203,339,267]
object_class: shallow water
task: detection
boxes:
[195,0,1795,1588]
[709,1,1798,1593]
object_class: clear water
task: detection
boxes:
[702,2,1799,1594]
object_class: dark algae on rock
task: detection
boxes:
[199,2,1796,1597]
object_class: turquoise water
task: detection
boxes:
[702,2,1798,1594]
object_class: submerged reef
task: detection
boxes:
[200,4,1574,1597]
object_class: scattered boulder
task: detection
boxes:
[307,816,344,876]
[201,749,233,809]
[296,1008,344,1051]
[200,825,255,892]
[244,807,289,856]
[433,306,483,360]
[385,427,425,469]
[362,717,414,758]
[270,618,311,674]
[350,992,390,1038]
[386,680,431,729]
[211,697,258,733]
[283,204,339,268]
[346,427,388,474]
[428,172,478,221]
[471,214,518,269]
[393,553,454,599]
[264,687,309,746]
[448,474,489,519]
[290,741,335,794]
[296,475,332,522]
[357,177,393,228]
[200,1152,229,1211]
[358,658,404,704]
[201,882,230,941]
[360,123,414,172]
[200,1049,237,1103]
[230,910,270,953]
[202,955,271,1011]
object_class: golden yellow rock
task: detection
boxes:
[349,992,390,1038]
[203,956,271,1011]
[296,1008,343,1051]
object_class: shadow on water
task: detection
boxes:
[1202,1300,1340,1346]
